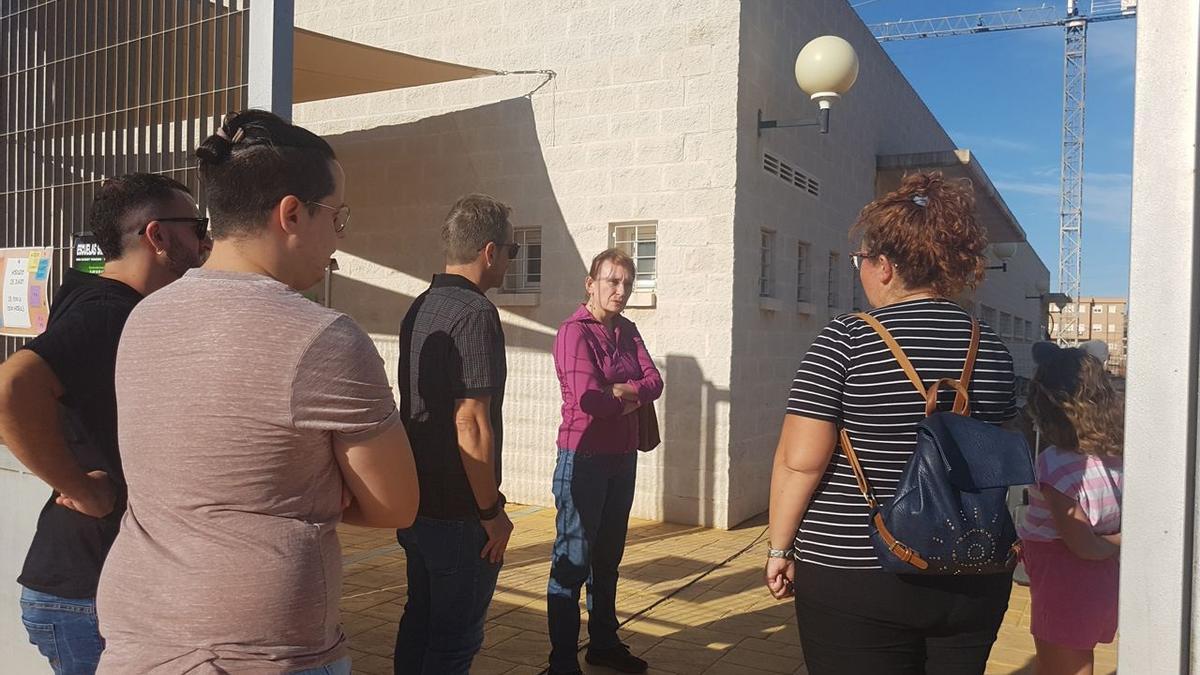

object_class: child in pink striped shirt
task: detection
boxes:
[1018,340,1123,675]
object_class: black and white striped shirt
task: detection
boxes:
[787,298,1017,569]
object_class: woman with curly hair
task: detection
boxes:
[1018,341,1123,675]
[765,171,1021,674]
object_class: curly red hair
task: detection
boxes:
[850,172,988,298]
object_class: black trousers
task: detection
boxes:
[792,562,1013,675]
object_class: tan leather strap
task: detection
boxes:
[839,428,877,508]
[855,313,925,398]
[839,428,930,571]
[873,512,930,570]
[854,312,980,416]
[835,312,982,572]
[925,378,971,417]
[960,318,981,389]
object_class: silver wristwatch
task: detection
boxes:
[766,547,794,560]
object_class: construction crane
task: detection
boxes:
[868,0,1137,345]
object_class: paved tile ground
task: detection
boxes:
[337,505,1116,675]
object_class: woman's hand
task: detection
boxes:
[611,382,639,401]
[764,557,795,599]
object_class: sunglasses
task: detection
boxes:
[478,241,521,258]
[139,217,209,241]
[308,201,351,234]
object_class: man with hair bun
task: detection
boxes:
[96,110,419,675]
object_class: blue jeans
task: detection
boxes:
[393,516,503,674]
[546,450,638,672]
[19,587,103,675]
[291,655,351,675]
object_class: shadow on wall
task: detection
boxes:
[322,96,587,353]
[660,355,730,528]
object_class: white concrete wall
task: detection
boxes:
[970,242,1051,379]
[0,447,54,674]
[725,1,1051,526]
[292,0,742,526]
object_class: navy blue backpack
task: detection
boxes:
[840,313,1035,575]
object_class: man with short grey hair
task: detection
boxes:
[394,193,516,674]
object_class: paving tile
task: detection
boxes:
[700,660,770,675]
[331,505,1072,675]
[716,642,798,673]
[639,637,728,673]
[471,654,517,675]
[349,652,393,674]
[486,629,551,667]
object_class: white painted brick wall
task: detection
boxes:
[291,0,1050,529]
[726,0,1052,525]
[294,0,741,526]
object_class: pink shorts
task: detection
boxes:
[1023,538,1119,650]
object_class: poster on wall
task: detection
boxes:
[72,232,105,275]
[0,247,53,337]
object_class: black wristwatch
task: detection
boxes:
[478,492,506,521]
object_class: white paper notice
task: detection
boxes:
[3,256,31,329]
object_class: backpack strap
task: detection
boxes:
[855,312,978,416]
[829,311,980,573]
[838,427,930,571]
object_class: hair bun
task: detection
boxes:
[1031,341,1061,366]
[195,134,232,163]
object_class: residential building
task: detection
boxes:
[1049,296,1129,376]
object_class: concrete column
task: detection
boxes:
[247,0,294,119]
[1119,1,1200,671]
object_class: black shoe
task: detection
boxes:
[585,644,648,673]
[548,669,583,675]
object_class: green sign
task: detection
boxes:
[72,233,105,275]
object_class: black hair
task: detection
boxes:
[89,173,192,261]
[195,109,337,238]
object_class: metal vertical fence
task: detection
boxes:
[0,0,249,359]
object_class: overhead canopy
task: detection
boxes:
[876,149,1028,244]
[293,28,496,103]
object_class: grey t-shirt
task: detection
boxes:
[96,268,399,674]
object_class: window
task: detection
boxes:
[796,242,810,303]
[1000,312,1013,340]
[1025,320,1034,342]
[1077,324,1087,334]
[851,276,866,312]
[980,305,997,328]
[1109,323,1118,333]
[1093,305,1105,314]
[502,228,542,293]
[759,229,775,297]
[1063,305,1075,313]
[827,252,839,308]
[1092,323,1103,332]
[610,221,657,290]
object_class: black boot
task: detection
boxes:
[585,644,648,673]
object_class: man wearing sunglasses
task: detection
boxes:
[394,193,516,674]
[0,172,208,674]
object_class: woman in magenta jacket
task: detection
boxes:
[545,249,664,675]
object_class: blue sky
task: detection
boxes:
[853,0,1136,298]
